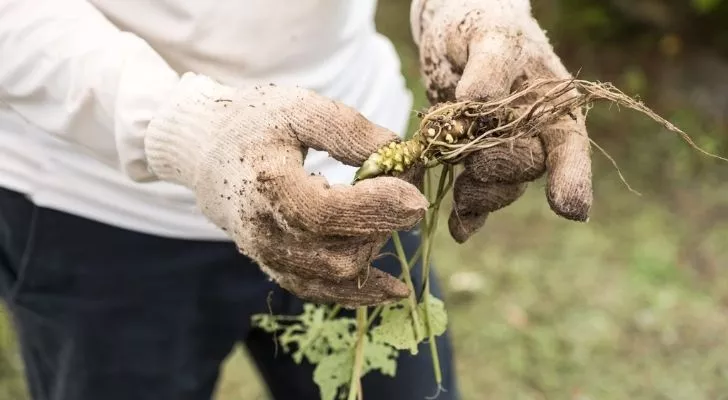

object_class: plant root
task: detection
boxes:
[354,78,727,182]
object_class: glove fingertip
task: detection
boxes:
[355,178,429,231]
[334,269,410,309]
[546,174,592,222]
[448,208,489,244]
[367,269,410,300]
[544,132,593,222]
[454,37,528,102]
[455,73,509,102]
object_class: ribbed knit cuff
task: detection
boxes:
[143,72,239,187]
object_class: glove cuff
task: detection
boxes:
[144,72,240,187]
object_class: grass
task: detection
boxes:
[427,181,728,399]
[3,2,728,399]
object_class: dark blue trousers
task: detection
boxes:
[0,188,459,400]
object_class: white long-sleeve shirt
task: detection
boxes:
[0,0,413,240]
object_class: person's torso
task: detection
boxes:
[0,0,413,240]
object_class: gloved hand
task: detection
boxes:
[411,0,593,242]
[143,73,428,307]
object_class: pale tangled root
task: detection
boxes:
[354,78,727,182]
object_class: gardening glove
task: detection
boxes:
[411,0,593,243]
[143,73,428,307]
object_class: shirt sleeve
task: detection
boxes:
[0,0,181,182]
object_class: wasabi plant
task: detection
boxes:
[252,77,726,400]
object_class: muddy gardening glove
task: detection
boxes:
[411,0,593,243]
[143,73,428,307]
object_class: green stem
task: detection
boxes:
[421,166,450,296]
[328,304,342,320]
[348,307,367,400]
[423,293,443,391]
[366,247,424,330]
[392,232,424,344]
[420,166,453,389]
[366,305,384,329]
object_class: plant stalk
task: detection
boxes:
[392,232,424,344]
[420,166,453,388]
[366,247,423,329]
[348,307,367,400]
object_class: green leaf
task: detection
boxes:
[252,304,357,365]
[251,298,446,400]
[363,337,398,377]
[278,305,328,363]
[418,294,448,337]
[312,335,397,400]
[294,318,356,364]
[320,318,357,352]
[313,351,353,400]
[277,324,311,361]
[250,313,283,333]
[370,295,448,354]
[370,300,422,353]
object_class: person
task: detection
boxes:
[0,0,593,399]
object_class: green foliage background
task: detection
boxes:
[2,1,728,399]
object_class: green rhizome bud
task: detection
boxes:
[354,140,424,182]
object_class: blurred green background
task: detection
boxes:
[2,1,728,399]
